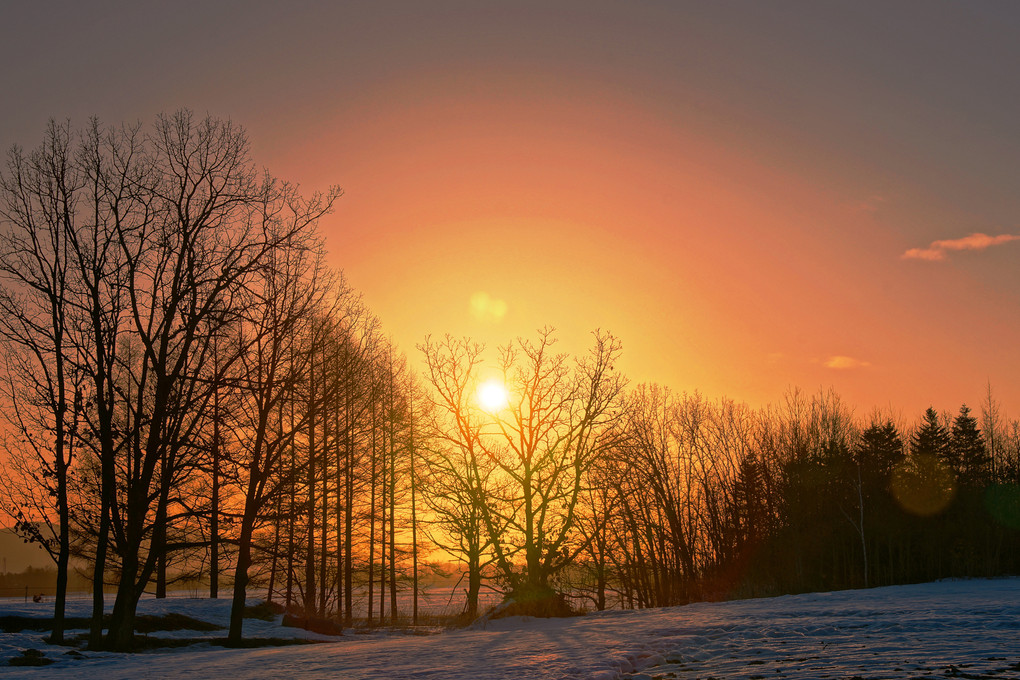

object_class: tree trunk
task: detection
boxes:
[267,490,281,604]
[88,403,116,648]
[88,505,109,648]
[388,358,397,623]
[106,550,140,651]
[155,449,171,599]
[319,360,329,616]
[52,478,69,644]
[334,396,343,621]
[410,399,418,625]
[378,417,387,622]
[286,397,297,610]
[305,350,317,614]
[227,511,256,645]
[467,550,481,619]
[368,395,377,624]
[344,395,354,627]
[267,407,286,605]
[210,371,221,599]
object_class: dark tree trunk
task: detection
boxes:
[210,370,221,599]
[344,415,354,627]
[410,397,418,625]
[286,398,297,610]
[88,401,116,648]
[106,549,140,651]
[227,511,256,645]
[370,394,379,623]
[305,350,316,614]
[155,454,168,599]
[389,424,398,624]
[467,550,481,619]
[319,358,329,615]
[52,475,69,644]
[388,359,397,623]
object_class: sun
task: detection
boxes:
[477,379,510,413]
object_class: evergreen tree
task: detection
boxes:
[731,453,768,549]
[856,420,905,487]
[950,405,990,488]
[852,420,906,585]
[911,407,951,464]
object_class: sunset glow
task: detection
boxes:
[477,379,510,413]
[6,3,1020,671]
[2,3,1019,416]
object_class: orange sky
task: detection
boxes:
[3,2,1020,419]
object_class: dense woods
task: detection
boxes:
[3,113,1020,649]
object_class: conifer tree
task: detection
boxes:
[950,405,990,488]
[911,407,951,463]
[853,420,905,585]
[856,421,904,491]
[731,454,768,550]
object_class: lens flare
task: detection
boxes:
[890,455,955,517]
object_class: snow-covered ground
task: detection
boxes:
[2,578,1019,679]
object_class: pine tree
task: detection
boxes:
[856,421,905,487]
[853,420,906,585]
[731,454,767,549]
[911,407,951,463]
[902,407,955,516]
[950,405,990,488]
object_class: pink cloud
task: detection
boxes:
[902,232,1020,261]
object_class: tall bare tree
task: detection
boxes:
[224,201,338,643]
[419,335,501,618]
[0,120,83,643]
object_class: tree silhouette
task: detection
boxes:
[950,405,990,488]
[912,407,951,464]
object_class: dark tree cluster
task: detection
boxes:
[557,388,1020,610]
[0,113,426,649]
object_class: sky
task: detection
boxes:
[3,1,1020,420]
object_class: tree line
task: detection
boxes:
[2,113,1019,650]
[570,387,1020,610]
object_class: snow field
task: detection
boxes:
[0,578,1017,679]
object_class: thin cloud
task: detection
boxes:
[850,194,886,219]
[902,232,1020,262]
[470,291,507,323]
[825,356,871,370]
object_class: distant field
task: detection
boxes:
[0,585,505,620]
[0,530,51,574]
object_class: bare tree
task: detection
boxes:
[418,335,502,618]
[0,121,84,643]
[477,329,625,608]
[224,200,337,643]
[56,111,340,650]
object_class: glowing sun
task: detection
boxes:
[477,379,510,413]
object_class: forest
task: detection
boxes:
[2,112,1019,651]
